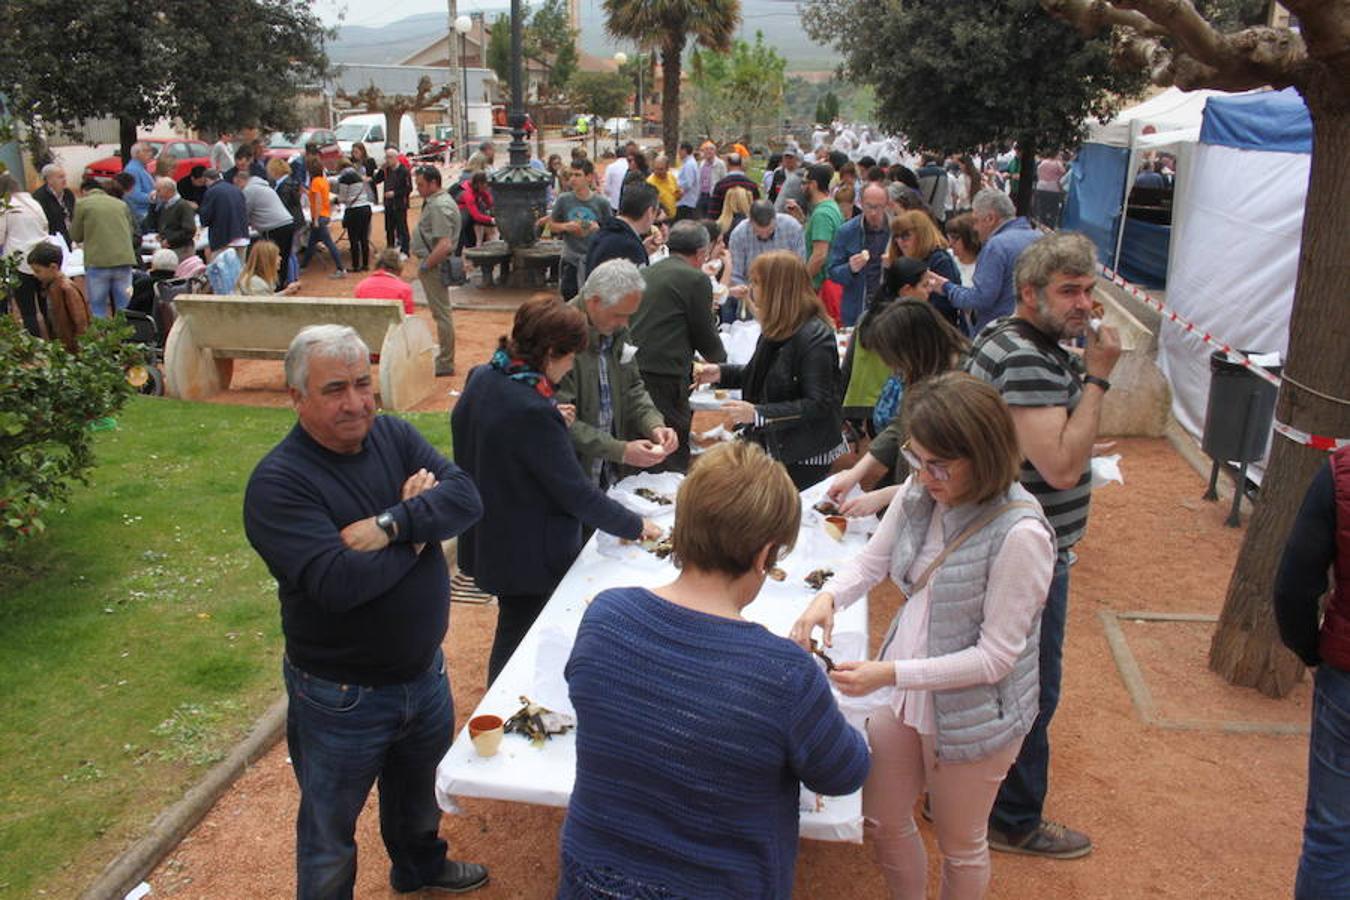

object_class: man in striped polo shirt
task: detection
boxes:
[967,231,1121,860]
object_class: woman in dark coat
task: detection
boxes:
[694,250,844,490]
[452,295,659,684]
[887,209,967,334]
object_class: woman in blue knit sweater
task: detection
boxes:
[560,441,870,898]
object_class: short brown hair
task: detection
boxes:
[1014,231,1096,292]
[904,372,1020,505]
[748,250,831,340]
[671,442,800,577]
[504,295,588,372]
[945,213,982,257]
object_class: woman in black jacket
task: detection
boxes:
[452,295,660,684]
[695,250,845,489]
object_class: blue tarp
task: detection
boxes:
[1201,88,1312,154]
[1061,142,1129,268]
[1116,218,1170,289]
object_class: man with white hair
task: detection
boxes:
[244,324,487,897]
[122,141,156,221]
[141,177,197,259]
[33,163,76,243]
[556,259,678,485]
[925,188,1042,333]
[375,147,412,256]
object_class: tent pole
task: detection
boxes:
[1113,122,1136,271]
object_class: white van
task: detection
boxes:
[334,112,419,159]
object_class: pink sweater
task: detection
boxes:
[829,478,1055,734]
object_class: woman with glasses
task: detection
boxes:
[791,372,1054,900]
[887,209,967,334]
[692,250,845,490]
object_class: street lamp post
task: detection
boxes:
[487,0,549,250]
[613,51,627,153]
[455,14,472,161]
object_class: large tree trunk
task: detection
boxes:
[1014,137,1036,216]
[1208,85,1350,697]
[660,35,686,159]
[118,117,137,172]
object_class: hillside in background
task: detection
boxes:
[328,1,835,71]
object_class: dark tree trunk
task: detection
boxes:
[660,35,686,160]
[1207,82,1350,697]
[1014,137,1036,217]
[118,117,137,173]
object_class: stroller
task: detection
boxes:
[120,270,207,396]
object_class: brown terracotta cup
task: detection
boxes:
[468,714,504,757]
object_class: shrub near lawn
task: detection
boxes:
[0,397,451,898]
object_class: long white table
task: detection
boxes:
[435,474,875,842]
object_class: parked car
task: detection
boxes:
[261,129,341,171]
[334,113,419,160]
[83,138,211,186]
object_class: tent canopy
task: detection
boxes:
[1087,87,1228,147]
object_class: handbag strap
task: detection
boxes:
[877,499,1040,661]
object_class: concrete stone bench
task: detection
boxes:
[163,295,437,411]
[463,241,513,287]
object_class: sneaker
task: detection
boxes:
[393,860,489,894]
[329,269,347,279]
[988,820,1093,859]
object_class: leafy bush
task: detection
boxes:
[0,314,138,551]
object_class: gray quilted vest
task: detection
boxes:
[883,480,1049,763]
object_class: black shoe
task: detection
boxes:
[394,860,489,894]
[435,365,456,377]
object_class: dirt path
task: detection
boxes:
[143,229,1310,897]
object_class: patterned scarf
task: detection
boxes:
[490,348,555,399]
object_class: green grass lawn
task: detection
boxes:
[0,397,450,898]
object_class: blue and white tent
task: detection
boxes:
[1062,87,1229,288]
[1156,88,1313,476]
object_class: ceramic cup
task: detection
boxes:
[468,714,504,757]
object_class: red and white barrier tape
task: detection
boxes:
[1098,265,1349,451]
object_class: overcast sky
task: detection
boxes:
[315,0,534,29]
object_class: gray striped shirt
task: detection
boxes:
[966,318,1092,550]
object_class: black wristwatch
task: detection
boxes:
[1083,375,1112,393]
[375,511,399,541]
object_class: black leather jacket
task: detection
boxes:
[719,316,843,464]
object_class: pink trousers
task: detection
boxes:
[863,708,1023,900]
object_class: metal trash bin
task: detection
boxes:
[1200,349,1281,526]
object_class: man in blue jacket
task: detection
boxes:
[197,169,249,253]
[825,183,891,326]
[585,181,660,273]
[244,324,488,897]
[925,188,1042,333]
[122,142,156,221]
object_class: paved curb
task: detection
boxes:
[79,695,288,900]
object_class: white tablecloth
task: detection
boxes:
[435,474,876,842]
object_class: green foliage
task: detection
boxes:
[529,0,580,93]
[687,32,786,145]
[802,0,1147,154]
[488,14,513,89]
[0,315,137,553]
[0,0,331,139]
[602,0,742,155]
[0,398,451,896]
[815,91,840,125]
[568,71,632,121]
[785,77,873,128]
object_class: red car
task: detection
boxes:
[83,138,212,185]
[261,129,342,171]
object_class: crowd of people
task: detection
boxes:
[223,115,1150,899]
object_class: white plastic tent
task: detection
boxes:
[1156,88,1313,482]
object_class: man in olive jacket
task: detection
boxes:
[555,259,677,487]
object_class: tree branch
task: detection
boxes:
[1045,0,1310,91]
[1041,0,1168,39]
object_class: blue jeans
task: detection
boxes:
[301,217,344,270]
[991,550,1070,836]
[85,266,133,318]
[1296,664,1350,899]
[284,651,454,899]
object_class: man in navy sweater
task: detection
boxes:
[244,324,487,897]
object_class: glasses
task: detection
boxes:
[901,440,950,482]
